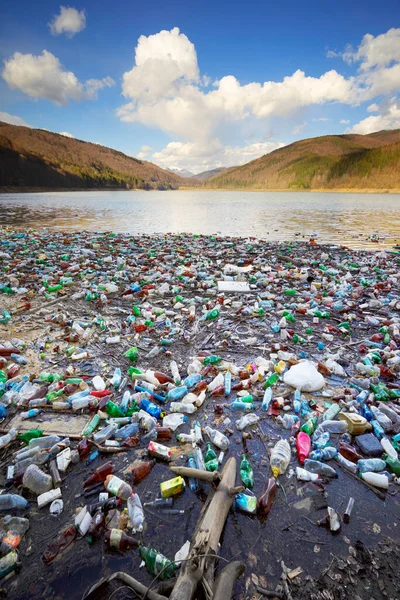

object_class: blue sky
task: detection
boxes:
[0,0,399,173]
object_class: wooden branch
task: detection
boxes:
[229,485,245,496]
[170,465,221,483]
[256,587,284,599]
[169,457,237,600]
[82,571,168,600]
[213,561,245,600]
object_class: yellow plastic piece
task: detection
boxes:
[160,476,185,498]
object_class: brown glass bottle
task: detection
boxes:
[154,371,173,384]
[156,427,172,440]
[257,478,277,516]
[339,443,362,463]
[104,529,138,551]
[132,459,155,484]
[84,461,114,488]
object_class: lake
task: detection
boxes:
[1,189,400,249]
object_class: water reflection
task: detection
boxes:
[0,190,400,248]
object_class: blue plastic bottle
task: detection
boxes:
[183,374,202,388]
[231,400,254,412]
[140,398,162,419]
[167,386,188,401]
[224,372,232,396]
[187,455,199,492]
[262,388,273,411]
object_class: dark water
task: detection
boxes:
[1,190,400,248]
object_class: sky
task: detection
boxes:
[0,1,400,174]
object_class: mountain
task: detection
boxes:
[193,167,228,181]
[167,167,195,178]
[0,122,195,191]
[206,130,400,191]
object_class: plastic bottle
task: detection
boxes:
[132,460,155,484]
[139,546,177,580]
[357,458,386,473]
[303,459,338,478]
[224,372,232,396]
[270,439,291,477]
[235,492,257,514]
[127,493,144,532]
[170,361,181,385]
[339,442,362,463]
[359,472,389,489]
[84,461,114,488]
[381,438,398,460]
[187,455,199,492]
[296,467,320,482]
[323,404,341,421]
[20,409,42,420]
[0,551,18,578]
[257,478,277,515]
[105,529,138,550]
[300,416,318,435]
[105,475,132,500]
[0,428,17,449]
[263,372,279,389]
[315,420,348,435]
[42,524,77,564]
[204,426,229,451]
[335,452,358,473]
[170,402,196,414]
[296,432,311,464]
[309,447,337,461]
[193,446,206,471]
[0,495,29,511]
[163,413,187,431]
[384,455,400,475]
[22,464,53,495]
[82,414,101,436]
[204,442,218,472]
[262,387,273,411]
[28,435,61,450]
[231,400,254,412]
[1,516,29,536]
[93,423,119,444]
[277,414,299,429]
[240,454,254,489]
[37,488,62,509]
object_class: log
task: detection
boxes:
[170,465,221,483]
[213,561,245,600]
[169,456,239,600]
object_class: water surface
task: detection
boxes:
[1,190,400,248]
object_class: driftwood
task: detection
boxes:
[169,465,221,483]
[82,456,244,600]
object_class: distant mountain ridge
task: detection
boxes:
[206,130,400,191]
[0,122,196,191]
[166,167,195,178]
[192,167,228,181]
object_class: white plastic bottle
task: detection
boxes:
[92,375,106,391]
[381,437,398,460]
[170,402,196,414]
[204,426,230,451]
[270,439,291,477]
[37,488,62,508]
[235,414,260,431]
[22,464,53,495]
[359,472,389,489]
[170,361,181,385]
[0,428,17,449]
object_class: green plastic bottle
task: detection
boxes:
[105,401,125,418]
[124,346,138,362]
[384,454,400,476]
[263,372,279,390]
[301,416,318,435]
[18,429,43,444]
[82,414,101,437]
[240,454,254,489]
[46,388,65,402]
[39,372,62,383]
[204,442,218,472]
[370,383,390,402]
[139,547,177,580]
[128,366,143,378]
[0,371,6,384]
[204,308,220,320]
[203,355,222,366]
[132,305,141,317]
[284,289,297,296]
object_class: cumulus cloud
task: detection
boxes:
[49,6,86,37]
[340,119,350,124]
[59,131,74,137]
[2,50,114,105]
[350,97,400,134]
[152,139,285,173]
[118,27,400,170]
[0,112,30,127]
[136,145,153,159]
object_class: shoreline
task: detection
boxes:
[1,186,400,195]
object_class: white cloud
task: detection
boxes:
[367,103,379,112]
[136,144,153,159]
[152,139,284,173]
[350,97,400,134]
[0,112,30,127]
[2,50,114,105]
[340,119,350,124]
[49,6,86,37]
[59,131,74,137]
[118,27,357,142]
[292,121,307,134]
[343,28,400,71]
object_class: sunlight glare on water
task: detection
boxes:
[1,190,400,249]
